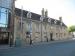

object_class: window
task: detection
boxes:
[56,33,58,37]
[35,22,39,32]
[42,24,46,32]
[17,21,24,31]
[0,7,8,27]
[64,33,66,36]
[26,21,32,32]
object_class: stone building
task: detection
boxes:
[13,8,72,46]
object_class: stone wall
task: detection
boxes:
[14,16,72,46]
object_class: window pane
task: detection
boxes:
[1,8,7,13]
[0,13,6,24]
[25,21,32,32]
[0,9,8,27]
[26,23,30,31]
[0,7,1,19]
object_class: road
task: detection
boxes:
[0,40,75,56]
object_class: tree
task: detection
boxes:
[68,25,75,32]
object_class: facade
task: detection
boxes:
[0,0,15,45]
[13,8,72,46]
[0,0,73,46]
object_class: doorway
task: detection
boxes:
[50,33,53,41]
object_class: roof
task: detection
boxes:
[15,8,67,27]
[15,8,41,21]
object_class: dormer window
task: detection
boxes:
[54,20,57,24]
[48,18,51,24]
[40,16,44,22]
[27,11,32,19]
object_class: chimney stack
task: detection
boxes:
[59,16,63,26]
[41,8,45,18]
[45,9,48,18]
[59,16,62,22]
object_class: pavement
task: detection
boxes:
[32,39,74,45]
[0,39,75,56]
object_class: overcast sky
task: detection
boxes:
[15,0,75,27]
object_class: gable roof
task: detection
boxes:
[15,8,67,27]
